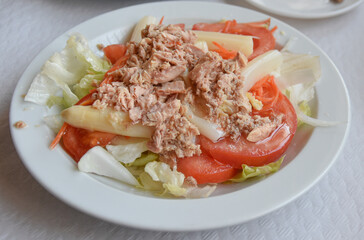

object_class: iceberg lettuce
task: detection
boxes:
[141,161,216,198]
[230,157,284,182]
[130,151,159,167]
[25,34,110,108]
[106,140,149,164]
[78,146,139,186]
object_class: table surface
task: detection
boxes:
[1,0,363,239]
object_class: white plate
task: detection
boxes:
[247,0,363,19]
[10,1,350,231]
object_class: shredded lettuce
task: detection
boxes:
[106,140,149,164]
[129,151,158,167]
[141,161,216,198]
[25,34,110,108]
[145,162,185,186]
[288,86,340,127]
[230,157,284,182]
[298,101,311,127]
[73,73,105,99]
[278,52,339,127]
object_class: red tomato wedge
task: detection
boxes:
[62,125,116,162]
[174,23,185,30]
[200,76,297,168]
[192,19,275,60]
[177,154,238,184]
[103,44,127,65]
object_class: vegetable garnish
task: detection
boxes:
[211,41,237,59]
[26,16,337,198]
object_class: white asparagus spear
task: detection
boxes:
[192,30,253,57]
[61,105,153,138]
[130,16,157,43]
[241,50,283,92]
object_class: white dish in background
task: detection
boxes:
[246,0,363,19]
[9,1,350,231]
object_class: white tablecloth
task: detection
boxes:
[1,0,363,239]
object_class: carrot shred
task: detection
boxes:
[250,75,280,109]
[222,21,232,33]
[211,41,237,59]
[222,20,237,33]
[49,89,97,149]
[49,123,68,149]
[159,16,164,25]
[100,54,129,87]
[270,25,278,33]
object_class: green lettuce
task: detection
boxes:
[73,73,105,99]
[298,101,312,127]
[230,157,284,182]
[129,151,159,167]
[106,140,149,164]
[139,161,216,198]
[25,34,110,109]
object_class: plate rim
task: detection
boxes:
[246,0,363,19]
[9,1,351,231]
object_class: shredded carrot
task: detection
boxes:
[250,75,280,109]
[99,54,129,87]
[108,55,129,73]
[222,21,232,33]
[211,41,237,59]
[49,89,98,149]
[49,123,68,149]
[159,16,164,25]
[99,75,113,87]
[222,20,237,33]
[270,25,278,33]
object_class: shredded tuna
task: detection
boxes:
[188,51,281,140]
[14,121,27,129]
[157,80,185,95]
[92,23,280,164]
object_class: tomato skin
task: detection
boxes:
[62,125,116,162]
[177,154,238,184]
[192,21,275,60]
[174,23,185,30]
[200,93,297,169]
[103,44,127,65]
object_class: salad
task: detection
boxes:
[24,16,333,198]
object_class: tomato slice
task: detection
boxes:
[62,125,116,162]
[192,19,275,60]
[174,23,185,30]
[199,77,297,168]
[177,154,238,184]
[103,44,127,65]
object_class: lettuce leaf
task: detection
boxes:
[129,151,158,167]
[78,146,139,186]
[298,101,311,127]
[106,140,148,164]
[73,73,105,99]
[25,34,110,108]
[145,162,185,186]
[230,157,284,182]
[141,161,216,198]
